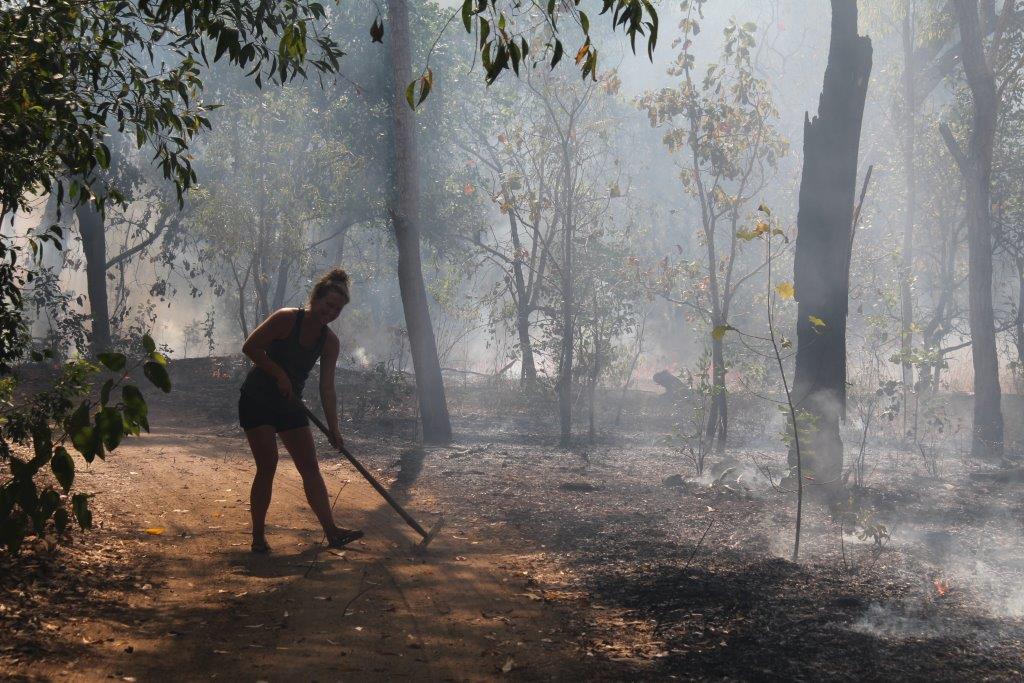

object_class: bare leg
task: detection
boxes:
[245,426,279,547]
[278,426,346,537]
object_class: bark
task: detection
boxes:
[707,336,728,453]
[387,0,452,444]
[507,208,538,384]
[900,8,917,395]
[76,202,112,354]
[1016,261,1024,365]
[789,0,872,493]
[951,2,1004,460]
[271,254,291,310]
[558,138,575,448]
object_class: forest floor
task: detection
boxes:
[3,359,1024,681]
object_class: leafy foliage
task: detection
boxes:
[0,0,343,215]
[0,336,169,553]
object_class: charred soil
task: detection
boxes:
[2,359,1023,681]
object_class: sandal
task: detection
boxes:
[251,539,272,554]
[326,528,364,548]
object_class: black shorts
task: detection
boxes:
[238,391,308,432]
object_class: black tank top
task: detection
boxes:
[240,309,327,400]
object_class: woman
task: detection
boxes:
[238,268,363,553]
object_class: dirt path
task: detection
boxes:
[4,420,616,682]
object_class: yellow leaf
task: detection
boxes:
[711,324,735,341]
[775,282,794,300]
[575,42,589,65]
[144,527,165,535]
[808,315,827,330]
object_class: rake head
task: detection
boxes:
[413,516,445,552]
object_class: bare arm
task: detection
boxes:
[319,331,342,446]
[242,309,297,398]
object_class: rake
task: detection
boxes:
[298,402,443,550]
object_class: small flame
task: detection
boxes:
[933,579,949,597]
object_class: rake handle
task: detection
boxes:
[298,403,430,539]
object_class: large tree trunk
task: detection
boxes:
[789,0,872,494]
[387,0,452,444]
[76,203,112,354]
[952,2,1004,460]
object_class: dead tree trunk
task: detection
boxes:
[789,0,872,493]
[387,0,452,444]
[76,202,112,354]
[945,2,1004,460]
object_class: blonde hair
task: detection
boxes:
[309,268,351,306]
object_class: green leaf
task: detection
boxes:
[122,385,149,431]
[808,315,827,331]
[405,80,417,110]
[32,423,53,464]
[143,361,172,393]
[100,378,114,405]
[54,508,70,533]
[71,426,101,463]
[51,447,75,492]
[142,334,156,354]
[97,352,126,371]
[72,493,92,530]
[461,0,473,32]
[712,324,735,341]
[417,69,433,105]
[67,401,91,438]
[551,40,564,68]
[96,407,124,451]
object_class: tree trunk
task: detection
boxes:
[76,203,112,354]
[272,254,290,310]
[707,335,728,453]
[789,0,872,494]
[507,209,537,385]
[953,2,1004,460]
[1016,260,1024,365]
[387,0,452,444]
[558,142,575,448]
[900,7,917,406]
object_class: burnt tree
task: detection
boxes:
[387,0,452,444]
[789,0,872,491]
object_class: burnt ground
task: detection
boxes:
[3,357,1024,680]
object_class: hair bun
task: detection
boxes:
[309,267,352,306]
